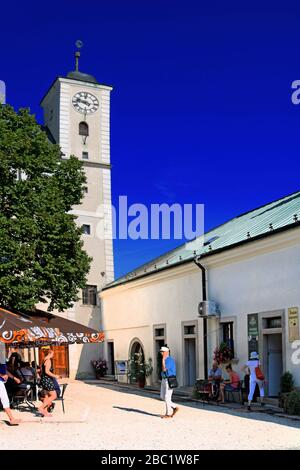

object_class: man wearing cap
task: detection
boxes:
[160,346,179,419]
[244,351,265,411]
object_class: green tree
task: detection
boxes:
[0,105,91,311]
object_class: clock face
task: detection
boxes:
[72,91,99,114]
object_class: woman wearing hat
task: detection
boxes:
[160,345,179,419]
[244,351,265,411]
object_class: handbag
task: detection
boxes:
[166,374,178,389]
[255,366,265,381]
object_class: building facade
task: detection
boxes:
[40,64,114,378]
[101,191,300,396]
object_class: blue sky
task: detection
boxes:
[1,1,300,278]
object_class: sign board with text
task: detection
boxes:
[288,307,299,342]
[248,313,259,359]
[115,360,127,375]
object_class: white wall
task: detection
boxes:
[207,229,300,385]
[101,264,204,386]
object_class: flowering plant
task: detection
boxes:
[91,359,108,378]
[213,342,234,364]
[128,353,153,382]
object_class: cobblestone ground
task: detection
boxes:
[1,381,300,450]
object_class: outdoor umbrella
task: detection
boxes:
[0,307,105,347]
[27,308,105,345]
[0,307,61,346]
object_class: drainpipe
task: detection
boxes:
[194,257,208,379]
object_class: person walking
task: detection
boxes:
[38,349,61,417]
[243,351,265,411]
[160,346,179,419]
[0,363,21,426]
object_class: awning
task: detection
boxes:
[29,308,105,345]
[0,307,60,345]
[0,307,104,347]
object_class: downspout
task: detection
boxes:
[194,257,208,379]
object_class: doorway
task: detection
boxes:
[265,333,282,397]
[184,338,196,387]
[107,341,115,375]
[39,345,69,378]
[129,340,144,384]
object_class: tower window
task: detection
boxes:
[79,121,89,136]
[82,285,97,306]
[82,151,89,160]
[82,224,91,235]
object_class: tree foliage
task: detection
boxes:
[0,105,91,311]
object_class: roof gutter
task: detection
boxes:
[193,256,208,380]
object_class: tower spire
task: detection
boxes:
[75,40,83,72]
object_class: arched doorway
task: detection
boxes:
[129,339,145,384]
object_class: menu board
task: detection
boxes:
[288,307,299,342]
[115,360,127,375]
[248,313,259,358]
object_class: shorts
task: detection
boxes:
[224,384,237,392]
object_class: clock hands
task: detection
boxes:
[76,97,91,107]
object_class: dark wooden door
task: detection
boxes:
[39,345,69,378]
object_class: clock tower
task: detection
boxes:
[40,49,114,378]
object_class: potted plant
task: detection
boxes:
[213,342,234,366]
[279,371,294,408]
[128,353,153,388]
[91,359,108,379]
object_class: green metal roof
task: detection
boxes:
[105,189,300,290]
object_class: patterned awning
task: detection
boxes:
[0,307,105,347]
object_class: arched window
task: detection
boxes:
[79,121,89,136]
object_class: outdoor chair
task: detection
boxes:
[55,383,68,413]
[225,380,244,404]
[11,383,35,410]
[195,379,218,404]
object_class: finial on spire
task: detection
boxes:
[75,40,83,72]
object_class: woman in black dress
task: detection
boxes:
[38,349,61,417]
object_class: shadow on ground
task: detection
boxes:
[85,381,300,430]
[113,406,161,417]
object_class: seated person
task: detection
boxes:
[38,389,55,413]
[219,364,240,403]
[208,361,222,398]
[31,362,42,382]
[17,362,35,383]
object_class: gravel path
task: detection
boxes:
[1,381,300,450]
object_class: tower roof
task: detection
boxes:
[66,70,98,84]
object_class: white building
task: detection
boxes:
[101,190,300,396]
[39,54,114,378]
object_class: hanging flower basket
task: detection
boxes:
[213,342,234,364]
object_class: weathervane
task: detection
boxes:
[75,40,83,72]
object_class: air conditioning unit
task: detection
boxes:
[198,300,220,317]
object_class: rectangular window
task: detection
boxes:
[222,322,234,357]
[82,224,91,235]
[154,328,165,338]
[266,317,282,328]
[82,285,97,306]
[82,151,89,160]
[184,325,195,335]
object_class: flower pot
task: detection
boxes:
[138,377,145,388]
